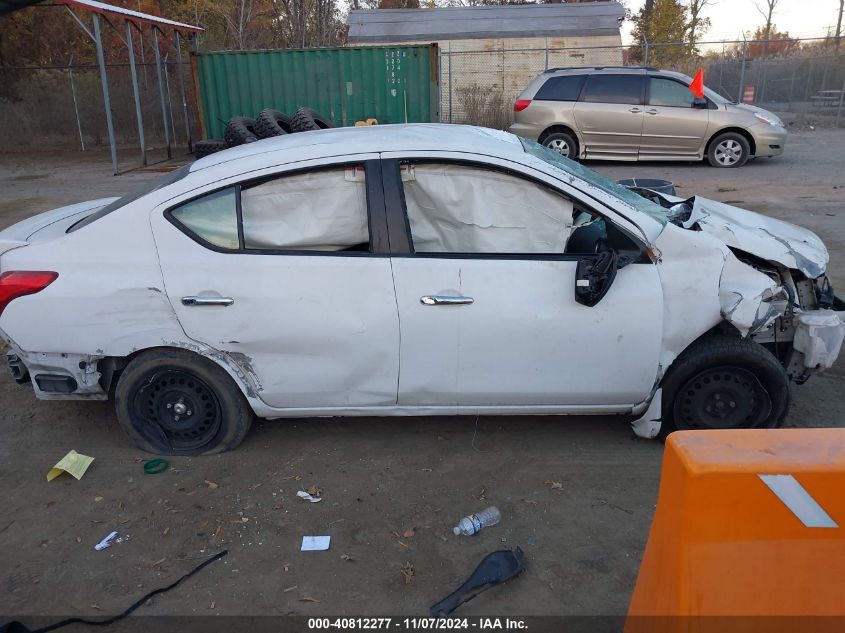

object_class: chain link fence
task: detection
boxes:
[440,38,845,129]
[0,58,201,169]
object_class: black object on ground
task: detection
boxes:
[291,107,336,133]
[616,178,676,196]
[255,108,293,138]
[429,547,525,616]
[194,139,227,158]
[224,117,259,146]
[0,550,228,633]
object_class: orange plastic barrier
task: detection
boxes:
[626,429,845,633]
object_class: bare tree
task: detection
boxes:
[686,0,712,49]
[752,0,779,55]
[836,0,844,49]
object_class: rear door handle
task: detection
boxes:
[181,296,234,307]
[629,107,642,113]
[420,295,474,306]
[646,108,658,115]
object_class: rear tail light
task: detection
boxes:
[0,271,58,318]
[514,99,532,112]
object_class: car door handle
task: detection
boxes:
[645,108,659,115]
[420,295,474,306]
[629,107,642,113]
[181,296,234,307]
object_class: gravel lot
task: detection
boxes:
[1,130,844,622]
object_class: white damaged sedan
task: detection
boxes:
[1,124,843,454]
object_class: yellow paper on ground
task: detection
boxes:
[47,450,94,481]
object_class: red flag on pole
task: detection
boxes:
[689,67,705,99]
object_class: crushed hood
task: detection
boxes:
[658,195,828,279]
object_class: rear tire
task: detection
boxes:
[224,116,259,147]
[291,107,335,132]
[541,131,578,160]
[254,108,292,138]
[661,335,789,436]
[115,349,253,456]
[707,132,750,168]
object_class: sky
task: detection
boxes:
[620,0,842,45]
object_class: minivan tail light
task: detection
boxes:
[514,99,532,112]
[0,271,58,317]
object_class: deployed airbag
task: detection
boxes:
[793,310,845,369]
[403,164,573,253]
[241,166,368,251]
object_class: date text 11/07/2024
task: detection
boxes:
[307,618,529,630]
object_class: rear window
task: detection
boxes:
[67,165,190,233]
[534,75,586,101]
[579,74,644,106]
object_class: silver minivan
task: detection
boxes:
[509,67,787,167]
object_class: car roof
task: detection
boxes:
[190,124,526,172]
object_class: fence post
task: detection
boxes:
[448,42,452,124]
[836,75,845,127]
[67,61,85,152]
[737,40,747,103]
[544,37,549,71]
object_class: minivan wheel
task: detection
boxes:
[661,335,789,435]
[115,349,253,456]
[542,132,578,159]
[707,132,750,168]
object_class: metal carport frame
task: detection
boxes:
[58,0,203,174]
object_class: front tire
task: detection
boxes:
[661,335,789,435]
[707,132,750,168]
[115,349,253,455]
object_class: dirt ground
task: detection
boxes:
[1,131,844,623]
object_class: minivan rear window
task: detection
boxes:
[534,75,586,101]
[579,74,644,105]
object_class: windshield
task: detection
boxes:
[519,138,668,226]
[68,165,190,233]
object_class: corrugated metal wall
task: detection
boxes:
[194,45,439,139]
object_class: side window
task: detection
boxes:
[649,77,695,108]
[170,187,239,250]
[534,75,586,101]
[241,166,369,252]
[579,74,643,105]
[401,163,574,255]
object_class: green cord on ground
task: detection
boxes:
[144,458,170,474]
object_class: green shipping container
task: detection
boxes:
[194,45,439,139]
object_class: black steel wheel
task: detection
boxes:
[673,366,771,430]
[661,335,790,435]
[132,369,223,452]
[116,349,253,455]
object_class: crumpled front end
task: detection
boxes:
[630,193,845,439]
[654,193,845,378]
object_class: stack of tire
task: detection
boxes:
[194,107,335,159]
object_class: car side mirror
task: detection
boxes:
[693,97,708,109]
[575,249,619,307]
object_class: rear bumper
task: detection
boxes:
[2,329,107,400]
[508,122,543,141]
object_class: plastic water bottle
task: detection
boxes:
[452,506,501,536]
